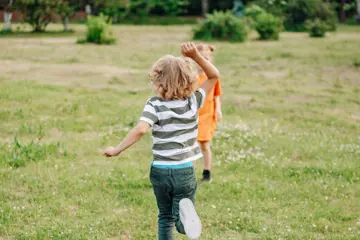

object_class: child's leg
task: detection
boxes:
[172,167,198,234]
[199,141,212,170]
[199,141,212,181]
[150,168,175,240]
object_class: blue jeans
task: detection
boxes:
[150,166,197,240]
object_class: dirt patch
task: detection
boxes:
[0,237,15,240]
[0,60,144,89]
[287,94,315,103]
[318,67,360,87]
[256,70,289,79]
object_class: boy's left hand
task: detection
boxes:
[103,147,120,158]
[216,110,223,121]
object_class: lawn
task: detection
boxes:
[0,24,359,240]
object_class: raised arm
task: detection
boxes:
[181,42,220,95]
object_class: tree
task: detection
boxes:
[57,0,79,32]
[357,0,360,22]
[94,0,129,23]
[15,0,62,32]
[201,0,209,18]
[3,0,14,32]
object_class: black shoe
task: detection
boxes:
[201,170,212,182]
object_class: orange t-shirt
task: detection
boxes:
[197,73,222,141]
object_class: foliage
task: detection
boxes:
[284,0,337,32]
[14,0,62,32]
[57,0,78,31]
[255,12,281,40]
[153,0,189,16]
[244,4,266,29]
[249,0,289,17]
[120,16,198,25]
[245,4,266,20]
[193,10,248,42]
[94,0,129,23]
[79,13,116,45]
[306,18,328,38]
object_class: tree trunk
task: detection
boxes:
[340,0,346,23]
[63,16,70,32]
[3,12,12,31]
[201,0,209,18]
[113,13,118,24]
[357,0,360,23]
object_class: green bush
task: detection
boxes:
[255,13,281,40]
[244,4,266,29]
[80,14,116,45]
[193,11,248,42]
[284,0,337,32]
[306,19,328,38]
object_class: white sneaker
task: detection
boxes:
[179,198,202,240]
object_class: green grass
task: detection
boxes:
[0,23,359,239]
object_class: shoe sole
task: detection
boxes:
[179,198,202,240]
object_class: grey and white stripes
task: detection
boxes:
[140,89,206,166]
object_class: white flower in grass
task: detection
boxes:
[212,205,216,209]
[312,224,316,228]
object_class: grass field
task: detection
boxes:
[0,24,359,240]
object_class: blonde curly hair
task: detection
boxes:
[149,55,197,101]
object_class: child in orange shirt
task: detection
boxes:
[196,43,223,182]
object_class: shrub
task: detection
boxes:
[353,60,360,68]
[284,0,337,32]
[306,19,328,38]
[80,14,117,45]
[193,11,248,42]
[255,13,281,40]
[244,4,266,29]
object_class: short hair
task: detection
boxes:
[149,55,197,100]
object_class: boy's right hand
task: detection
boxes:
[103,146,120,158]
[181,42,200,60]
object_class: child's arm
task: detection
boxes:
[103,121,150,157]
[181,42,220,96]
[214,96,223,121]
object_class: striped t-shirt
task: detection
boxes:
[140,88,206,167]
